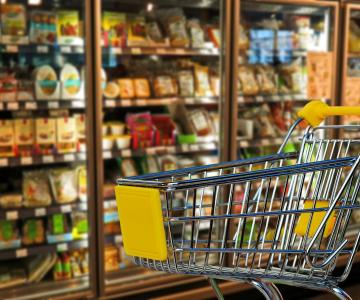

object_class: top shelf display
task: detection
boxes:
[0,6,84,46]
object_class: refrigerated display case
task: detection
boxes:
[94,0,232,297]
[0,1,96,299]
[341,3,360,127]
[233,0,339,160]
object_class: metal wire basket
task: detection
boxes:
[115,101,360,300]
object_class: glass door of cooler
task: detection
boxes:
[342,4,360,127]
[235,1,338,159]
[340,3,360,234]
[98,0,225,296]
[0,1,94,299]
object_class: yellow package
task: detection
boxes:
[194,64,212,97]
[295,200,336,238]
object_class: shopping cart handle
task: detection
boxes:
[298,100,360,127]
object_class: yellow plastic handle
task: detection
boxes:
[298,100,360,127]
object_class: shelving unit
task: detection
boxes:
[0,1,96,299]
[97,0,225,296]
[1,1,360,300]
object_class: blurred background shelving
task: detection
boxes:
[0,0,360,299]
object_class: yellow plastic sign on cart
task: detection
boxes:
[115,185,167,261]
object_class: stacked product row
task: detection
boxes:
[0,115,85,157]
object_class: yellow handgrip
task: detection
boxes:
[297,100,360,127]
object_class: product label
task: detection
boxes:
[1,221,12,241]
[53,214,64,235]
[28,220,37,241]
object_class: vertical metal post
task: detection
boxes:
[85,0,104,296]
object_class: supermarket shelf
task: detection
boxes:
[0,239,89,261]
[103,142,218,159]
[0,100,85,111]
[104,96,218,108]
[0,202,87,221]
[102,46,219,56]
[238,94,308,105]
[238,137,300,148]
[0,152,87,168]
[0,44,84,54]
[0,276,91,300]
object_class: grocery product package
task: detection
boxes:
[14,118,35,157]
[187,19,205,48]
[47,213,72,243]
[126,112,155,149]
[102,11,126,47]
[21,218,45,246]
[57,10,83,45]
[49,168,78,204]
[29,11,57,44]
[23,170,52,207]
[25,253,57,283]
[157,8,189,47]
[0,220,20,250]
[194,64,213,97]
[0,4,28,44]
[153,75,178,98]
[127,15,148,47]
[0,120,15,157]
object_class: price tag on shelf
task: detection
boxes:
[6,211,18,220]
[16,249,28,258]
[115,235,123,244]
[181,144,190,152]
[272,95,281,101]
[60,46,71,53]
[262,139,271,146]
[238,96,245,103]
[167,146,176,154]
[122,149,131,157]
[35,208,46,217]
[7,102,19,110]
[37,46,48,53]
[43,155,54,163]
[48,101,59,109]
[146,148,156,155]
[175,48,185,54]
[190,144,200,152]
[57,243,68,252]
[156,48,166,55]
[75,47,84,54]
[112,47,122,54]
[61,205,72,213]
[64,153,75,162]
[78,152,87,160]
[0,158,8,167]
[103,151,111,159]
[105,100,116,107]
[6,45,18,53]
[25,102,37,110]
[185,98,195,105]
[72,101,84,108]
[131,48,141,55]
[20,157,33,165]
[136,99,146,106]
[121,100,131,106]
[255,96,264,102]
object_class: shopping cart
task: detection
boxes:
[115,101,360,300]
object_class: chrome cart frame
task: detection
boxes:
[115,101,360,299]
